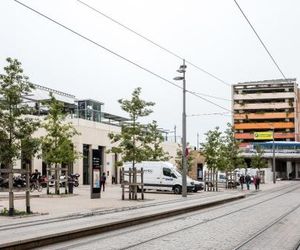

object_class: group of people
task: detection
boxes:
[239,174,261,191]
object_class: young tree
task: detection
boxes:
[251,145,267,170]
[41,94,80,194]
[222,123,245,172]
[0,58,40,215]
[200,127,223,172]
[175,144,194,173]
[108,87,155,167]
[143,120,170,161]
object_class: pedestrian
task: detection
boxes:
[101,172,106,192]
[239,174,245,190]
[253,175,257,190]
[255,175,261,190]
[245,174,251,190]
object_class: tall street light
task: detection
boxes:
[174,59,187,197]
[272,128,276,184]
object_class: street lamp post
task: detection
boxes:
[272,128,276,184]
[174,59,187,197]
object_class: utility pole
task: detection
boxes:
[197,132,199,150]
[174,125,177,143]
[272,129,276,184]
[174,59,187,197]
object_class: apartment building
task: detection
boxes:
[232,79,300,180]
[232,78,299,147]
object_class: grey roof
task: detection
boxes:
[102,112,129,122]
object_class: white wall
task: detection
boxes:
[28,117,178,185]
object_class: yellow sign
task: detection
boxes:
[253,131,273,140]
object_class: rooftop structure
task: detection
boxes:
[22,82,129,126]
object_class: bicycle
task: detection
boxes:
[30,180,43,192]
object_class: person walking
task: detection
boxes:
[245,174,251,190]
[253,175,257,190]
[255,175,261,190]
[100,172,106,192]
[239,174,245,190]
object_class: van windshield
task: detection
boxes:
[173,169,182,177]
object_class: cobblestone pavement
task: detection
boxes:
[44,182,300,250]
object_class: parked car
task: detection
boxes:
[187,177,204,192]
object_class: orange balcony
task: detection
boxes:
[234,112,294,120]
[235,132,295,140]
[234,122,294,130]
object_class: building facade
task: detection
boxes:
[232,78,300,147]
[10,83,178,185]
[233,79,300,180]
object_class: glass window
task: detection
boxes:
[163,167,172,177]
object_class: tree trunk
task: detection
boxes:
[55,163,59,195]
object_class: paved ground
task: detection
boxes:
[0,181,296,249]
[44,182,300,250]
[0,181,292,223]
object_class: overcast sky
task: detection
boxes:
[1,0,299,147]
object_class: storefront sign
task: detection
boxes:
[254,131,273,140]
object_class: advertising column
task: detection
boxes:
[91,149,101,199]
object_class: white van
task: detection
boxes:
[123,161,195,194]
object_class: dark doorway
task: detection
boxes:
[197,163,203,180]
[83,144,90,185]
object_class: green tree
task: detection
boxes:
[108,87,155,167]
[200,127,223,172]
[251,145,267,170]
[175,144,194,173]
[0,58,40,215]
[143,120,169,161]
[41,94,80,194]
[222,123,245,172]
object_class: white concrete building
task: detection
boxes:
[13,83,178,185]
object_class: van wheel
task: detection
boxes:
[173,185,182,194]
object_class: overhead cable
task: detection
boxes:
[187,112,231,117]
[76,0,231,87]
[234,0,287,80]
[14,0,231,112]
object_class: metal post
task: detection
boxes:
[182,59,187,197]
[272,130,276,184]
[174,125,177,143]
[26,164,30,214]
[8,171,14,216]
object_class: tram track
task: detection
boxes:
[233,202,300,250]
[0,192,223,231]
[294,240,300,250]
[53,183,300,250]
[1,182,297,233]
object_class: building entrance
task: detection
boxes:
[296,163,300,179]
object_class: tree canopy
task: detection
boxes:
[41,94,80,166]
[0,58,40,170]
[251,145,267,170]
[108,87,168,166]
[201,124,244,172]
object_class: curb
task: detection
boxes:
[0,194,245,250]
